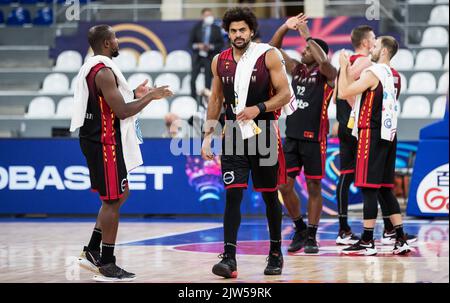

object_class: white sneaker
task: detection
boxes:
[336,230,360,246]
[341,240,377,256]
[393,238,411,255]
[381,230,418,246]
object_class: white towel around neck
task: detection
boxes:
[234,42,296,139]
[351,63,399,141]
[70,55,143,173]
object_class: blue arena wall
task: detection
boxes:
[0,138,419,215]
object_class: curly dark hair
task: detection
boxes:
[222,7,258,33]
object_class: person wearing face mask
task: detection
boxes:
[189,8,225,100]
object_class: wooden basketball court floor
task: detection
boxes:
[0,217,448,283]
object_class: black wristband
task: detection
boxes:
[133,89,137,99]
[306,36,313,42]
[256,102,266,114]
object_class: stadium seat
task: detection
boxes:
[6,7,31,26]
[127,73,153,90]
[399,72,408,92]
[19,0,39,3]
[0,0,12,4]
[407,0,433,3]
[402,96,431,118]
[69,76,77,93]
[391,49,414,70]
[0,10,4,25]
[55,97,74,119]
[40,73,70,94]
[428,5,449,26]
[437,72,449,94]
[33,7,53,26]
[25,96,55,118]
[421,27,449,47]
[170,96,198,119]
[408,72,436,93]
[112,50,137,72]
[444,52,449,70]
[431,96,448,118]
[140,98,169,119]
[284,49,302,63]
[414,49,443,70]
[164,50,191,72]
[54,50,82,72]
[137,50,164,72]
[154,73,181,94]
[179,75,191,95]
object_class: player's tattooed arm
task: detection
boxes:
[95,68,173,120]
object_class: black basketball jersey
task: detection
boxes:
[216,47,279,124]
[285,63,333,142]
[79,63,121,145]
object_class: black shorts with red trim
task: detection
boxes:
[80,138,128,201]
[354,128,396,189]
[221,154,279,192]
[338,123,358,174]
[284,137,327,180]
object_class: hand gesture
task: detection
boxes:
[297,16,310,38]
[134,79,150,98]
[201,135,214,160]
[144,85,173,102]
[236,106,260,121]
[339,50,350,68]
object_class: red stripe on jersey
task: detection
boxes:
[99,96,117,145]
[318,83,334,141]
[102,144,120,200]
[358,91,375,129]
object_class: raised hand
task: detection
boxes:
[134,79,150,98]
[144,85,173,102]
[297,16,310,38]
[339,50,350,68]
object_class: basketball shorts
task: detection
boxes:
[284,137,327,180]
[354,128,396,189]
[80,138,128,201]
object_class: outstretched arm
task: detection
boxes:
[269,14,306,74]
[95,68,173,120]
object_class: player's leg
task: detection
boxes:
[261,191,284,275]
[343,129,382,256]
[212,155,248,278]
[279,177,308,252]
[304,178,322,253]
[336,124,360,245]
[302,140,326,254]
[279,137,308,252]
[379,138,417,247]
[251,132,284,275]
[342,187,378,256]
